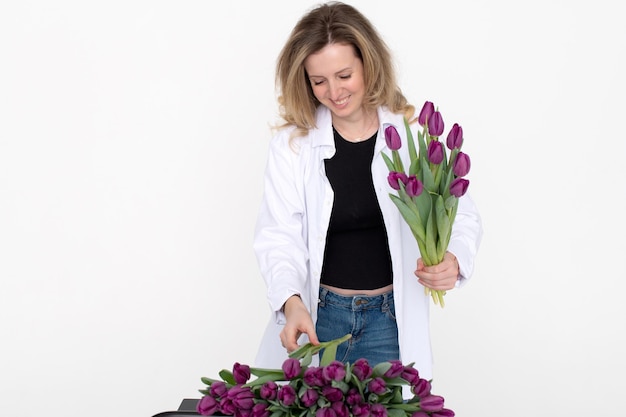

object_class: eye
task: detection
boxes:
[339,74,352,80]
[313,80,325,86]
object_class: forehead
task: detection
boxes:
[304,43,361,76]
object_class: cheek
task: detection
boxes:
[310,84,327,101]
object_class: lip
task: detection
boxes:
[331,95,350,108]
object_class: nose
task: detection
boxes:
[327,80,341,100]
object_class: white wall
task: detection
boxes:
[1,1,624,416]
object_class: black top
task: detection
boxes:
[320,128,393,290]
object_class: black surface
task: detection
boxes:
[151,398,201,417]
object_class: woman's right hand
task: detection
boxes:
[280,295,320,353]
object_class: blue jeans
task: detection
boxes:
[315,287,399,366]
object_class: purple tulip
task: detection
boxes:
[233,362,251,384]
[432,409,456,417]
[452,152,471,177]
[197,395,219,416]
[322,360,346,382]
[428,111,444,137]
[411,412,429,417]
[235,408,251,417]
[370,403,388,417]
[406,175,423,197]
[210,381,228,398]
[449,178,469,197]
[446,123,463,150]
[427,140,444,164]
[352,403,371,417]
[384,125,402,150]
[383,360,404,378]
[400,366,420,385]
[346,388,363,405]
[412,378,431,398]
[388,171,408,190]
[282,358,301,379]
[300,388,319,407]
[277,384,297,406]
[419,395,445,412]
[351,358,372,381]
[260,381,278,400]
[232,388,255,410]
[251,403,270,417]
[418,101,435,126]
[316,407,337,417]
[332,401,350,417]
[220,397,236,415]
[367,377,387,395]
[304,366,325,387]
[321,386,344,402]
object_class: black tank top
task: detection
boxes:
[320,128,393,290]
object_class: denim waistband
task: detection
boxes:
[318,287,394,310]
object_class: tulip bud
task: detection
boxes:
[418,101,435,126]
[446,123,463,150]
[322,360,346,381]
[427,111,444,137]
[419,395,445,412]
[260,381,278,400]
[278,385,297,406]
[252,403,271,417]
[388,171,408,190]
[367,377,387,395]
[300,388,319,407]
[282,358,301,379]
[384,124,402,150]
[412,378,431,398]
[432,409,456,417]
[370,403,388,417]
[233,362,251,384]
[427,140,444,165]
[197,395,219,416]
[383,360,404,378]
[351,358,373,380]
[449,178,469,197]
[406,176,423,197]
[452,152,471,177]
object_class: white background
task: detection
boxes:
[1,1,625,416]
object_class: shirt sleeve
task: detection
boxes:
[253,133,310,323]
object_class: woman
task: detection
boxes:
[253,2,482,379]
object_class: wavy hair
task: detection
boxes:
[275,1,414,138]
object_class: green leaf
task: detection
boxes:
[444,195,457,210]
[417,128,427,157]
[387,408,409,417]
[218,369,236,385]
[382,152,396,172]
[288,342,316,359]
[250,368,286,378]
[300,349,313,368]
[392,150,405,174]
[245,373,286,387]
[372,361,392,377]
[435,195,451,261]
[320,344,337,367]
[389,195,426,242]
[424,204,439,266]
[200,376,219,386]
[421,157,436,193]
[404,118,417,163]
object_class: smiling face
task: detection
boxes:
[304,43,367,123]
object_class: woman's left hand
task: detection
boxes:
[414,252,459,291]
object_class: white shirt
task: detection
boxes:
[253,105,482,379]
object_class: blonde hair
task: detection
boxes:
[275,1,414,138]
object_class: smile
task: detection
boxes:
[332,96,350,106]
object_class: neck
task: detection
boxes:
[332,110,379,143]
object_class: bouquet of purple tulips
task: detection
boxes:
[197,334,454,417]
[383,101,471,307]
